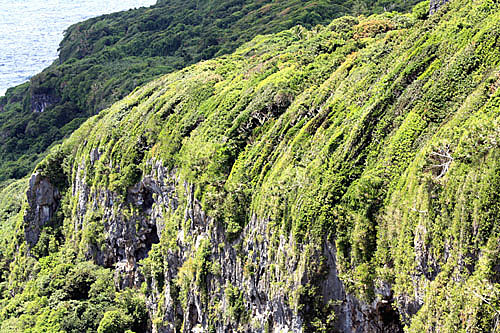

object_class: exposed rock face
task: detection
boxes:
[31,93,59,113]
[24,172,60,248]
[429,0,450,14]
[67,155,402,332]
[144,164,403,332]
[70,158,170,289]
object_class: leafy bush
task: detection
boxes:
[97,310,133,333]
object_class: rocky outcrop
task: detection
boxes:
[429,0,450,14]
[31,93,59,113]
[143,163,403,332]
[24,172,60,248]
[70,158,171,289]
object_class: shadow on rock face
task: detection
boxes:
[24,172,61,249]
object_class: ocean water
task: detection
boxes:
[0,0,157,96]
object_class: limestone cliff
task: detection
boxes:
[4,0,500,331]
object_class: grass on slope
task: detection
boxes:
[0,0,424,183]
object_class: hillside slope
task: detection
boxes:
[1,0,500,332]
[0,0,421,183]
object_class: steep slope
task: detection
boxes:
[0,0,422,183]
[2,0,500,331]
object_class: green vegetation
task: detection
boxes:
[1,0,500,331]
[0,0,422,183]
[0,256,148,333]
[0,179,27,285]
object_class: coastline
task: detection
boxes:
[0,0,156,95]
